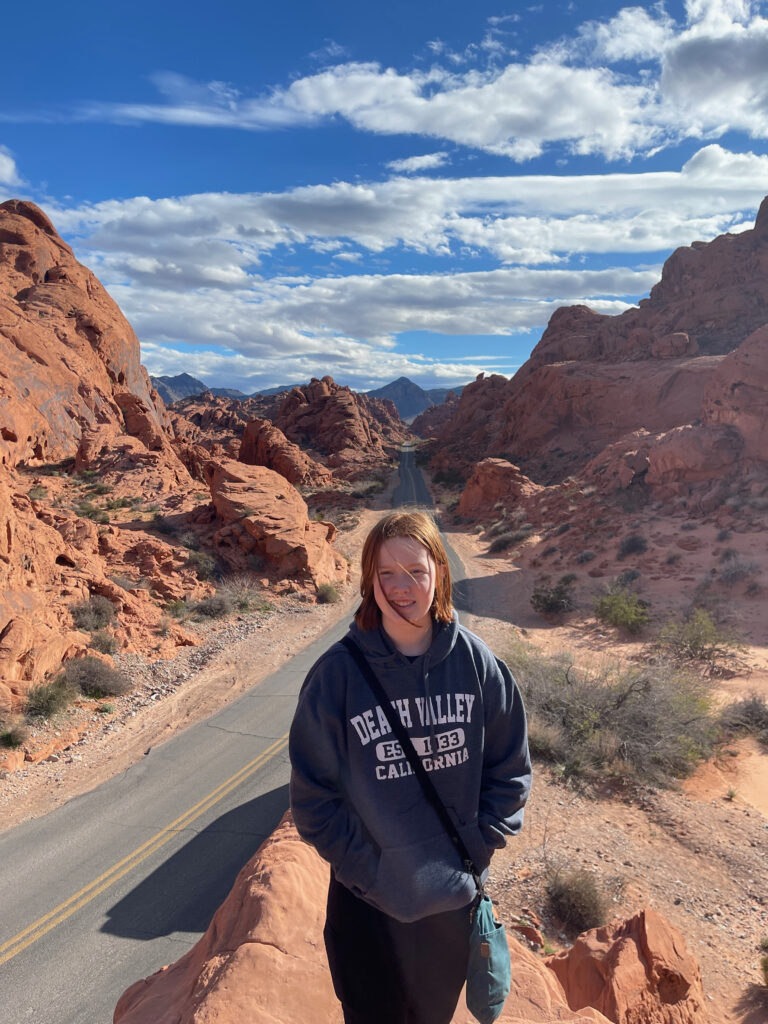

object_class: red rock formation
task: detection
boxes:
[114,813,610,1024]
[274,376,408,478]
[204,458,347,586]
[432,199,768,485]
[240,418,332,487]
[411,390,459,438]
[458,459,542,518]
[546,908,708,1024]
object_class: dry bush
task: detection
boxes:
[71,595,116,632]
[507,642,716,785]
[218,574,274,612]
[546,867,609,932]
[25,680,75,719]
[59,657,130,698]
[651,608,742,674]
[194,594,234,618]
[317,583,341,604]
[0,718,28,748]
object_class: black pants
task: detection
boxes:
[324,874,471,1024]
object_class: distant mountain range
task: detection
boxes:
[150,372,465,420]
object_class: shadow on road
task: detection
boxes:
[452,572,524,626]
[101,784,289,940]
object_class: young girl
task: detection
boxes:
[289,511,531,1024]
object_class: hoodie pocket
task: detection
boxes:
[364,831,476,923]
[457,817,493,876]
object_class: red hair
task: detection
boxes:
[355,511,453,631]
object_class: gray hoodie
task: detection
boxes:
[289,616,531,923]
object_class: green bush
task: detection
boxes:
[194,594,233,618]
[530,576,576,615]
[546,868,608,932]
[186,549,217,581]
[163,598,191,619]
[718,694,768,749]
[654,608,741,672]
[576,549,595,564]
[25,680,75,719]
[0,720,28,748]
[75,502,109,524]
[96,703,115,714]
[89,630,117,654]
[178,530,200,550]
[28,484,48,501]
[153,513,177,535]
[317,583,341,604]
[105,496,132,510]
[617,533,647,560]
[71,595,116,632]
[507,642,716,785]
[59,656,130,698]
[594,588,650,635]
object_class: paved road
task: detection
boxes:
[0,445,469,1024]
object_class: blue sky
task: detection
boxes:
[3,0,768,392]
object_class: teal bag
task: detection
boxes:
[466,893,511,1024]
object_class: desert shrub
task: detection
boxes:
[432,467,466,488]
[153,513,177,535]
[25,679,75,719]
[105,496,132,510]
[718,694,768,749]
[96,703,115,714]
[507,642,716,785]
[486,518,508,538]
[594,588,650,635]
[553,522,572,536]
[530,576,576,616]
[75,502,109,524]
[761,954,768,987]
[60,656,130,698]
[89,630,117,655]
[576,550,595,564]
[218,574,274,612]
[665,552,682,565]
[317,583,341,605]
[194,594,233,618]
[28,484,48,500]
[716,528,732,541]
[541,545,557,558]
[680,521,698,531]
[163,598,191,619]
[616,568,640,587]
[353,479,385,498]
[653,608,741,672]
[547,868,609,932]
[719,558,758,586]
[186,550,216,581]
[71,594,116,632]
[109,574,136,591]
[488,532,515,553]
[617,533,647,560]
[88,483,112,495]
[178,530,200,550]
[0,720,28,748]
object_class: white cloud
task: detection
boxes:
[387,151,449,173]
[581,6,675,62]
[0,146,22,186]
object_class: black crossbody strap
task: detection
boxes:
[340,636,483,893]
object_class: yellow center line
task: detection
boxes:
[0,733,289,966]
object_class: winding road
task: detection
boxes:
[0,445,468,1024]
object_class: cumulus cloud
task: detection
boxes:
[387,151,449,173]
[0,146,22,187]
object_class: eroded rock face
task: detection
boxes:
[458,459,542,518]
[546,908,709,1024]
[204,458,347,586]
[430,199,768,488]
[240,418,332,487]
[274,376,408,478]
[411,390,459,439]
[113,813,610,1024]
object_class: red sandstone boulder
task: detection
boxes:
[240,418,332,486]
[459,459,542,518]
[204,458,347,586]
[114,814,609,1024]
[546,908,708,1024]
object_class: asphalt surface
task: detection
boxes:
[0,445,469,1024]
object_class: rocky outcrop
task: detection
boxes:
[204,458,346,586]
[430,199,768,486]
[412,390,459,438]
[240,418,332,487]
[458,459,542,518]
[114,813,611,1024]
[274,376,408,478]
[547,908,708,1024]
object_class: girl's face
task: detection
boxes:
[373,536,438,630]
